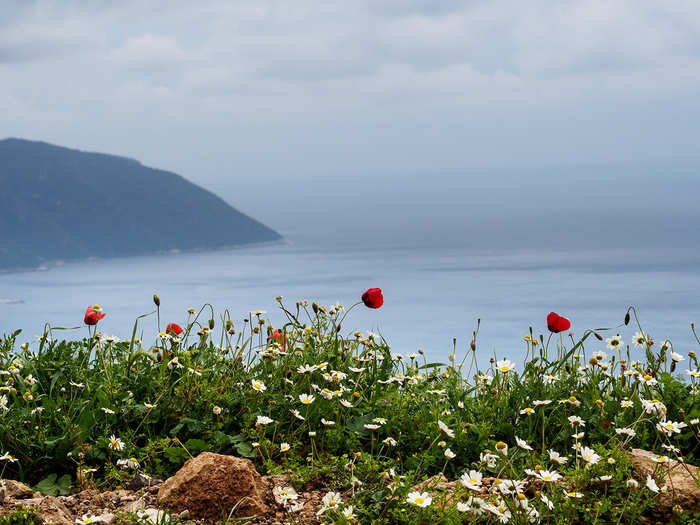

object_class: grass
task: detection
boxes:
[0,296,699,524]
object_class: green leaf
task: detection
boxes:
[34,474,58,496]
[235,442,254,458]
[418,362,447,370]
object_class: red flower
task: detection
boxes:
[84,305,106,326]
[270,329,285,350]
[362,288,384,309]
[166,323,183,336]
[547,312,571,333]
[602,419,611,429]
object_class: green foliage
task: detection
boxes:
[0,508,39,525]
[0,298,698,523]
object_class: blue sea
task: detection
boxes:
[2,239,700,365]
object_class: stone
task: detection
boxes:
[0,479,35,500]
[630,448,700,518]
[157,452,269,521]
[127,473,162,491]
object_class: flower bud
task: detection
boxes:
[624,311,630,325]
[594,332,603,341]
[209,318,215,330]
[153,294,160,307]
[470,339,476,351]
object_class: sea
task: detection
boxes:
[2,237,700,366]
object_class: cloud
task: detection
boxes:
[2,0,700,178]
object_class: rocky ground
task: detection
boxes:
[1,449,698,524]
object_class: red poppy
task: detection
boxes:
[547,312,571,333]
[84,305,106,326]
[270,329,285,350]
[602,419,611,429]
[166,323,183,336]
[362,288,383,309]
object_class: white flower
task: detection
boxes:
[641,398,667,419]
[548,449,568,465]
[534,469,561,482]
[290,409,305,421]
[632,332,647,348]
[251,379,267,392]
[627,479,639,489]
[297,364,316,374]
[646,474,659,493]
[373,417,387,425]
[579,446,601,465]
[457,496,486,514]
[568,415,585,427]
[620,400,633,408]
[438,420,454,438]
[316,491,342,515]
[520,407,535,416]
[540,494,554,510]
[606,335,623,350]
[496,359,515,373]
[108,435,124,451]
[364,423,380,430]
[280,442,290,452]
[256,415,274,426]
[460,470,483,490]
[615,427,636,438]
[688,369,700,378]
[212,405,222,415]
[444,448,456,459]
[671,352,684,363]
[101,407,115,414]
[480,452,498,468]
[0,452,18,462]
[533,399,552,406]
[515,436,532,451]
[406,491,432,507]
[116,457,140,469]
[69,381,85,388]
[382,436,397,446]
[322,418,335,426]
[339,399,353,408]
[75,515,104,524]
[342,506,355,519]
[657,420,688,436]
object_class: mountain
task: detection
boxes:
[0,138,282,270]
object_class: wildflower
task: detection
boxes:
[373,417,387,425]
[298,393,315,405]
[297,364,316,374]
[606,335,623,350]
[496,359,515,373]
[0,452,18,462]
[671,351,684,363]
[540,494,554,510]
[438,420,454,438]
[477,374,493,384]
[116,457,140,469]
[487,502,512,523]
[564,490,584,498]
[290,409,304,421]
[571,432,585,440]
[579,446,601,465]
[322,419,336,426]
[406,491,432,507]
[212,405,222,415]
[547,312,571,333]
[495,441,508,456]
[460,470,483,490]
[23,392,33,401]
[481,451,498,468]
[639,374,658,386]
[657,420,688,436]
[632,332,647,348]
[688,369,699,378]
[457,496,486,514]
[621,399,633,408]
[515,436,532,451]
[84,305,106,326]
[101,407,115,414]
[646,475,659,493]
[662,443,681,454]
[568,415,585,427]
[308,431,316,437]
[437,440,446,448]
[535,469,562,482]
[75,515,104,524]
[615,427,636,438]
[251,379,267,392]
[317,491,342,515]
[361,288,383,309]
[520,407,535,416]
[31,406,44,415]
[339,399,353,408]
[444,448,456,459]
[548,450,569,465]
[69,381,85,388]
[627,479,639,489]
[108,435,124,451]
[364,423,380,430]
[533,399,552,406]
[641,398,667,419]
[280,443,290,452]
[383,436,397,446]
[342,506,355,519]
[256,415,274,426]
[652,455,670,463]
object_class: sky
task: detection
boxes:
[2,0,700,182]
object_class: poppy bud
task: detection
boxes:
[624,311,630,325]
[209,319,215,330]
[312,302,319,314]
[470,339,476,351]
[594,332,603,341]
[153,294,160,307]
[226,319,233,330]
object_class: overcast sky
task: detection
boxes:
[2,0,700,185]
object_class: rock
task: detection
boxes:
[630,448,700,518]
[97,512,116,524]
[157,452,269,521]
[23,495,73,525]
[123,497,147,514]
[127,473,162,491]
[0,479,36,500]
